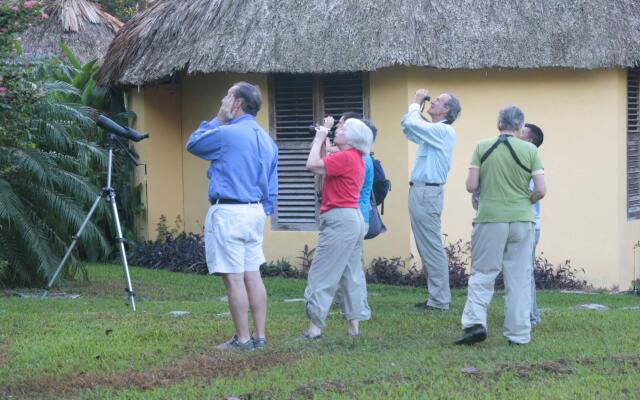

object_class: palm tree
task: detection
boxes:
[0,78,110,286]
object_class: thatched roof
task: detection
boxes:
[21,0,123,64]
[98,0,640,87]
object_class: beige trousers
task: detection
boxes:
[461,222,535,344]
[408,185,451,309]
[304,208,365,328]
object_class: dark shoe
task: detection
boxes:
[454,324,487,345]
[216,335,254,350]
[300,331,322,340]
[414,301,429,309]
[508,340,527,346]
[252,337,267,349]
[415,302,448,312]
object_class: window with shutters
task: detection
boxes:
[628,68,640,220]
[268,72,369,230]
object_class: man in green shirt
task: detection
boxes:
[455,105,546,346]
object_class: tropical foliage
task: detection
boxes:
[0,1,142,286]
[96,0,139,21]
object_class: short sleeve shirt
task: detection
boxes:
[321,148,365,213]
[470,136,544,223]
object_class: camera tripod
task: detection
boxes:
[43,132,138,311]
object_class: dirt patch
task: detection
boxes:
[2,350,303,399]
[292,379,351,399]
[286,370,425,400]
[0,342,10,367]
[583,354,640,366]
[496,359,572,378]
[466,354,640,381]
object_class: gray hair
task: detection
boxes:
[232,81,261,116]
[344,118,373,155]
[444,93,461,124]
[497,105,525,131]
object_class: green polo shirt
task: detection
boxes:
[470,135,544,223]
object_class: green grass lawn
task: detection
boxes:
[1,264,640,399]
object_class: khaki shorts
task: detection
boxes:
[203,204,266,274]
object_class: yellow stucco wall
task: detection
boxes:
[128,85,183,240]
[129,67,640,289]
[403,67,632,288]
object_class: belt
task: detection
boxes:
[210,198,260,205]
[409,181,443,187]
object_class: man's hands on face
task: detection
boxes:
[217,94,238,124]
[412,89,430,105]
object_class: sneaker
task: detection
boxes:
[216,335,254,350]
[252,337,267,349]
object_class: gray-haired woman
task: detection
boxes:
[303,116,373,339]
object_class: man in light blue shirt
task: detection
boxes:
[187,82,278,350]
[520,123,544,325]
[401,89,461,311]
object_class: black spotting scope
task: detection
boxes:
[97,115,149,142]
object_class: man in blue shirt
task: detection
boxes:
[401,89,461,311]
[520,123,544,326]
[186,82,278,350]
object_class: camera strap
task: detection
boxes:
[479,134,531,173]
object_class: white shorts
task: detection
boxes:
[203,204,266,274]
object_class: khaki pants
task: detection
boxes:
[304,208,365,328]
[408,185,451,309]
[335,222,371,321]
[530,229,541,324]
[461,222,534,344]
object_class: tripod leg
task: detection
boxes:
[43,195,103,297]
[108,192,137,311]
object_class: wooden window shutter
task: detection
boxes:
[321,73,368,119]
[628,68,640,220]
[269,74,319,230]
[269,73,368,231]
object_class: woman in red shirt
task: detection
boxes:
[302,117,373,339]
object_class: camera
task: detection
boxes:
[308,119,338,140]
[420,95,432,113]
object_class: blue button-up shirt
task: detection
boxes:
[401,103,456,184]
[358,154,374,223]
[186,114,278,215]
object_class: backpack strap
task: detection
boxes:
[479,134,531,173]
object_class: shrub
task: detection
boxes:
[535,256,587,289]
[260,259,303,278]
[127,225,587,292]
[445,238,471,289]
[127,217,207,273]
[366,256,424,287]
